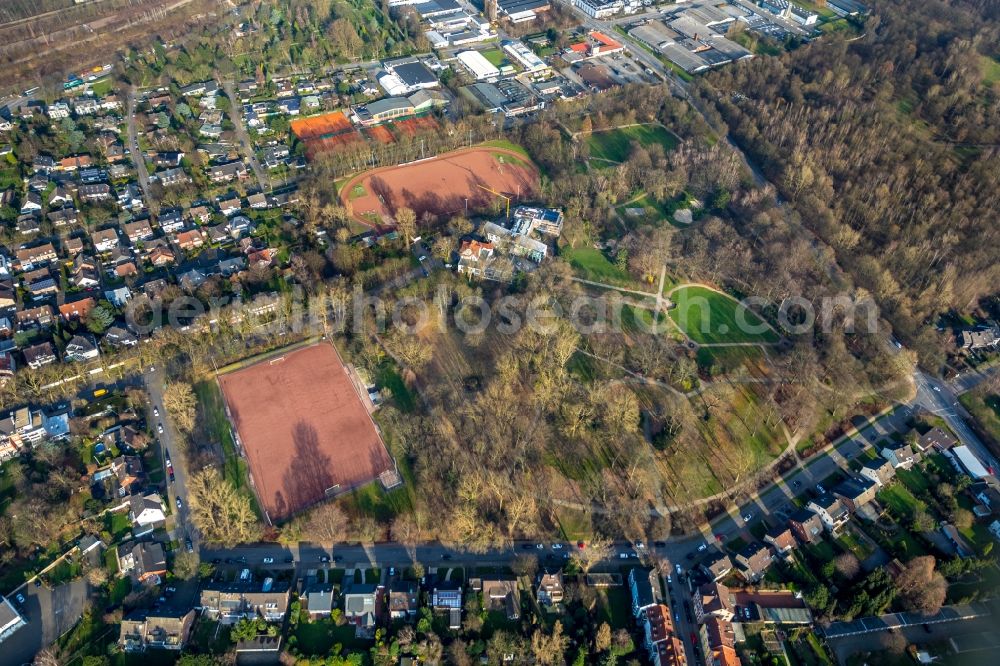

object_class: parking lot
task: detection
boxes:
[2,579,93,666]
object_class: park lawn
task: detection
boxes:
[696,345,764,376]
[981,55,1000,87]
[668,285,779,344]
[561,246,635,287]
[90,78,114,97]
[585,124,679,164]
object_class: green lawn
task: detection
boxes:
[561,246,635,287]
[481,48,507,68]
[584,124,679,164]
[981,55,1000,87]
[878,483,924,520]
[696,345,764,376]
[668,286,779,344]
[376,362,416,413]
[596,586,633,630]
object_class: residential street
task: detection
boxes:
[220,79,269,193]
[125,89,152,206]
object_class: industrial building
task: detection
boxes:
[456,50,502,81]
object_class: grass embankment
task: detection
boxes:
[194,380,262,518]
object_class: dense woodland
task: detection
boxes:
[697,0,1000,370]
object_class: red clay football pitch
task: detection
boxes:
[218,343,393,522]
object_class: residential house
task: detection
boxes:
[700,616,741,666]
[227,215,252,237]
[79,183,112,202]
[16,305,54,330]
[960,326,1000,350]
[218,195,242,216]
[881,441,918,469]
[343,584,379,632]
[58,155,93,172]
[199,580,292,623]
[157,167,191,187]
[833,476,878,513]
[859,456,895,488]
[476,576,521,620]
[93,454,145,498]
[209,161,248,183]
[59,297,96,322]
[218,256,246,276]
[63,236,85,256]
[118,183,144,211]
[629,568,657,619]
[148,246,176,267]
[763,526,797,555]
[92,228,121,252]
[247,192,268,209]
[71,255,100,289]
[48,208,79,227]
[123,220,155,244]
[24,268,58,296]
[158,208,184,233]
[807,494,850,534]
[49,186,72,206]
[0,281,13,309]
[787,508,824,544]
[0,352,15,386]
[20,192,42,215]
[305,586,333,618]
[15,215,40,236]
[189,205,212,224]
[431,582,463,610]
[701,550,734,582]
[457,239,495,277]
[119,608,196,652]
[536,570,564,608]
[129,493,166,535]
[917,427,957,452]
[15,242,57,270]
[176,229,205,251]
[105,324,139,348]
[152,152,185,168]
[23,342,57,369]
[693,582,735,624]
[105,286,132,308]
[734,542,774,582]
[116,541,168,584]
[388,581,418,620]
[65,335,99,362]
[643,603,686,666]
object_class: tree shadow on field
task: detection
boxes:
[279,421,336,518]
[369,176,395,213]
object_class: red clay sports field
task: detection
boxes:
[217,343,393,523]
[339,146,539,227]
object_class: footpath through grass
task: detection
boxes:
[668,285,778,344]
[584,124,679,164]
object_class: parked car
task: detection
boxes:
[551,543,564,550]
[697,543,708,552]
[153,406,159,417]
[675,563,682,575]
[157,423,164,434]
[15,593,25,604]
[175,497,182,509]
[263,557,274,564]
[185,539,193,553]
[319,555,330,563]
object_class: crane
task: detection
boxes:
[475,183,511,219]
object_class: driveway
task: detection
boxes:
[1,579,93,666]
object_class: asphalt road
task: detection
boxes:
[1,579,93,666]
[125,89,152,205]
[143,366,198,554]
[220,79,269,193]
